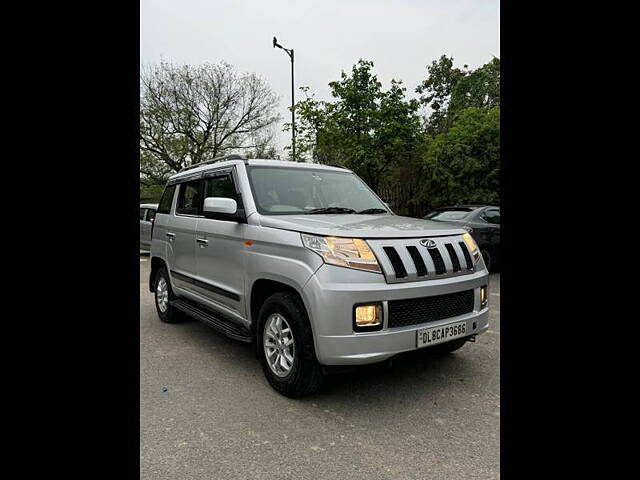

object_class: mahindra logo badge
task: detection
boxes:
[420,239,437,249]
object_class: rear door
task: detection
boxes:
[151,185,176,266]
[167,180,203,293]
[194,169,247,317]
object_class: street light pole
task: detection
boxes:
[273,36,296,162]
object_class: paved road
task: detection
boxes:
[140,254,500,479]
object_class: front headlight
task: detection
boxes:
[301,234,382,273]
[462,232,482,265]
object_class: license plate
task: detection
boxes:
[416,321,467,348]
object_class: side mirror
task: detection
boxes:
[202,197,246,223]
[203,197,237,215]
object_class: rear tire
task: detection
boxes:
[154,266,183,323]
[256,292,324,398]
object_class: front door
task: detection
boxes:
[194,170,247,318]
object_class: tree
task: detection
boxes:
[421,107,500,207]
[140,61,280,183]
[416,55,500,134]
[244,140,280,159]
[411,56,500,211]
[284,56,500,216]
[283,86,328,162]
[288,60,421,190]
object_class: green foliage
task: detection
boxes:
[287,56,500,213]
[140,183,166,203]
[283,86,329,162]
[417,55,500,134]
[286,60,421,190]
[139,55,500,214]
[421,107,500,207]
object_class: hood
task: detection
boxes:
[256,213,466,238]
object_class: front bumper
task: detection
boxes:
[303,264,490,365]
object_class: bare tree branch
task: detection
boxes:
[140,61,281,182]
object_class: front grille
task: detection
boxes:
[387,290,475,328]
[406,246,428,277]
[458,241,473,270]
[383,246,407,278]
[445,243,461,272]
[427,248,446,274]
[371,235,475,284]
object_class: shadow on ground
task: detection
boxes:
[160,313,484,410]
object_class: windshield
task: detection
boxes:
[427,210,471,221]
[247,166,388,215]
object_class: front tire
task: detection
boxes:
[257,292,324,398]
[154,266,183,323]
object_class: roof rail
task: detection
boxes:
[327,163,348,169]
[179,154,246,173]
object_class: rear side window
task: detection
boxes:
[157,185,176,214]
[139,208,146,220]
[147,209,156,222]
[176,180,204,216]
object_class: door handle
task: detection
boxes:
[196,238,209,247]
[166,232,175,242]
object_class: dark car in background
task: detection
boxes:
[424,205,500,271]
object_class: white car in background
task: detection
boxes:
[139,203,158,250]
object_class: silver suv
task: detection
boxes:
[149,155,489,397]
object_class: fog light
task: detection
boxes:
[480,285,488,308]
[355,305,381,326]
[354,304,382,331]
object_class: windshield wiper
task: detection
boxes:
[356,208,387,214]
[307,207,357,214]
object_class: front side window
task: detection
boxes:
[205,174,243,209]
[158,185,176,214]
[176,180,203,216]
[247,166,386,215]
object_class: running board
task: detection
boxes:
[171,299,253,343]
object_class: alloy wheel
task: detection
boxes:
[156,277,169,313]
[263,313,295,377]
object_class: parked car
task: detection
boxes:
[424,205,500,271]
[149,156,490,397]
[139,203,158,250]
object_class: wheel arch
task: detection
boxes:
[249,277,312,337]
[149,256,168,292]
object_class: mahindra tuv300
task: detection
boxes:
[149,156,489,397]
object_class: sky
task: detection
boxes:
[140,0,500,156]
